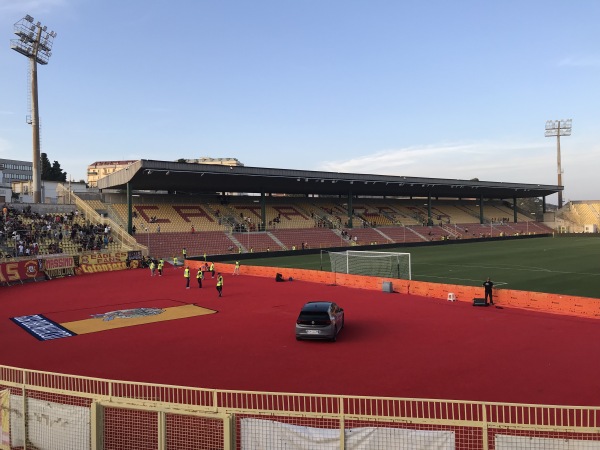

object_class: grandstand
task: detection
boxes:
[66,191,557,259]
[1,158,568,263]
[555,200,600,232]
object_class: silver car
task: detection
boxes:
[295,301,344,342]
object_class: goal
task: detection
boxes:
[325,250,411,280]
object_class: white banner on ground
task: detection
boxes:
[241,418,455,450]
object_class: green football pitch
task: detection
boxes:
[228,236,600,299]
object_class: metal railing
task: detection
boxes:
[55,184,146,255]
[1,364,599,450]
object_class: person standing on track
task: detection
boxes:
[209,262,215,278]
[216,273,224,297]
[233,260,240,275]
[483,277,494,305]
[184,266,191,289]
[196,267,204,288]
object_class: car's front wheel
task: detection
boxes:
[331,327,338,342]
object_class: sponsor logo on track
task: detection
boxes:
[91,307,165,321]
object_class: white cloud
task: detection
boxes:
[318,140,554,184]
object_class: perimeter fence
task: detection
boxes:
[1,365,599,449]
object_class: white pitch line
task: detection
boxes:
[418,274,508,286]
[414,263,600,277]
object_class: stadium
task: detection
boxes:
[4,4,600,449]
[2,157,600,450]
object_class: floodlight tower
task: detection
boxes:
[544,119,572,209]
[10,15,57,203]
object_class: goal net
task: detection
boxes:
[326,250,411,279]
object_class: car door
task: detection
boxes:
[331,303,343,329]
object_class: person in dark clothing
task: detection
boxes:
[483,277,494,305]
[216,273,224,297]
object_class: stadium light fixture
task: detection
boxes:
[10,15,57,203]
[545,119,572,209]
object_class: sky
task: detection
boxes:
[1,0,599,203]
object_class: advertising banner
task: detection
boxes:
[43,256,75,270]
[127,250,142,261]
[75,252,129,275]
[0,259,44,285]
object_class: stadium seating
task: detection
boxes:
[269,228,348,250]
[5,191,560,261]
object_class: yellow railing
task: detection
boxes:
[1,364,599,450]
[55,184,147,255]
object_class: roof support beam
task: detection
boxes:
[127,182,133,234]
[347,191,353,229]
[480,196,484,224]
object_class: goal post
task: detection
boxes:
[324,250,411,280]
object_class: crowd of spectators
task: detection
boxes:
[1,205,114,258]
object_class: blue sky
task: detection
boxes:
[1,0,599,203]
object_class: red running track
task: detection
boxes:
[1,266,599,407]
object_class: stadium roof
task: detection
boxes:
[97,159,561,200]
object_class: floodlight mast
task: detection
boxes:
[10,15,57,203]
[544,119,572,209]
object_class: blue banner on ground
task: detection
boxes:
[10,314,77,341]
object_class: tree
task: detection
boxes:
[40,153,67,181]
[50,160,67,181]
[40,153,52,180]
